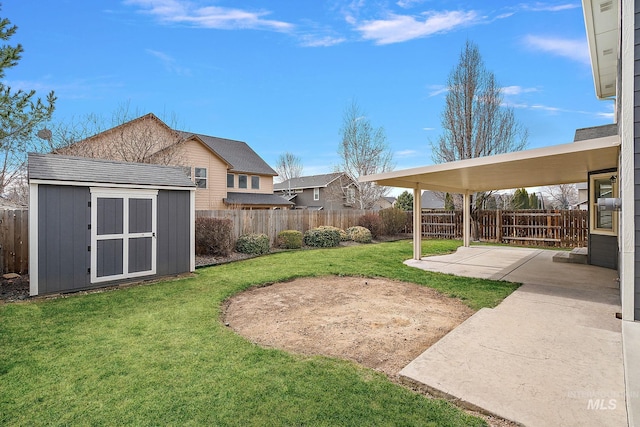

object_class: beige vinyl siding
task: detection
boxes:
[228,174,274,194]
[181,139,228,210]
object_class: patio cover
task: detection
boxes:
[359,135,620,257]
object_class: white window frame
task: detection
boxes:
[590,172,618,236]
[90,188,158,284]
[313,187,320,201]
[195,167,207,189]
[346,186,356,205]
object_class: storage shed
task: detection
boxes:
[28,153,196,296]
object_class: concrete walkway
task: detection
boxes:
[402,246,627,427]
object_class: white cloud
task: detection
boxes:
[299,34,346,47]
[146,49,191,76]
[524,35,590,64]
[125,0,294,32]
[422,127,435,131]
[519,2,580,12]
[427,84,449,97]
[396,0,427,8]
[355,10,479,45]
[396,149,420,157]
[501,85,539,96]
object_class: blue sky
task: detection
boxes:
[5,0,613,183]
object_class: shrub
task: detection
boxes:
[195,217,234,256]
[303,226,341,247]
[347,226,372,243]
[276,230,303,249]
[317,225,349,241]
[379,207,409,235]
[236,233,270,255]
[358,213,383,238]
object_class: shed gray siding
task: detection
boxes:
[38,185,91,293]
[634,0,640,320]
[157,190,191,276]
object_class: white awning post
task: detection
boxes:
[463,192,471,247]
[413,187,422,260]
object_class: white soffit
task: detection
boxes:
[583,0,618,99]
[359,135,620,193]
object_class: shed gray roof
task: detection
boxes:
[178,131,277,176]
[573,123,617,142]
[224,192,294,206]
[28,153,196,188]
[274,172,346,191]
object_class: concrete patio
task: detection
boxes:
[402,246,634,426]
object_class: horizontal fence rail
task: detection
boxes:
[0,209,29,274]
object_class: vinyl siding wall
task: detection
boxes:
[181,139,228,210]
[634,0,640,320]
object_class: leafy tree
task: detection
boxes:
[338,100,394,209]
[431,40,527,237]
[395,190,413,211]
[0,11,56,198]
[511,188,530,209]
[275,152,303,183]
[444,193,455,211]
[529,192,540,209]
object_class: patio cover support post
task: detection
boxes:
[463,192,471,247]
[413,186,422,260]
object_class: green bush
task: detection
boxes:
[195,217,234,256]
[303,226,341,247]
[276,230,303,249]
[379,207,409,235]
[357,213,383,238]
[236,233,270,255]
[347,226,372,243]
[317,225,349,241]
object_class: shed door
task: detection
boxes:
[90,189,158,283]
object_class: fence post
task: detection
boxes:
[496,210,502,242]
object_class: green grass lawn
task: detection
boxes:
[0,239,518,426]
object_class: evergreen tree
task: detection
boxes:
[512,188,530,209]
[395,190,414,211]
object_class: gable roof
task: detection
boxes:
[274,172,350,191]
[178,131,277,176]
[28,153,195,188]
[421,190,445,209]
[574,123,617,141]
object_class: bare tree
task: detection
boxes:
[431,40,528,238]
[544,184,578,209]
[54,102,185,166]
[338,100,394,209]
[275,152,303,183]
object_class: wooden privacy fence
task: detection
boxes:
[418,209,588,247]
[196,209,370,243]
[0,209,29,274]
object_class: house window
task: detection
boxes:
[227,173,234,188]
[195,168,207,189]
[590,172,617,235]
[251,176,260,189]
[239,175,248,189]
[346,187,355,205]
[313,187,319,201]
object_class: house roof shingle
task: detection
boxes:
[28,153,195,188]
[224,192,294,206]
[274,172,346,191]
[178,131,277,176]
[573,123,618,142]
[421,190,445,209]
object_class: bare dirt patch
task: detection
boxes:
[224,276,475,377]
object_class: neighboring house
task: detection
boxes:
[274,172,359,210]
[421,191,445,210]
[574,182,588,210]
[373,196,396,210]
[58,113,293,210]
